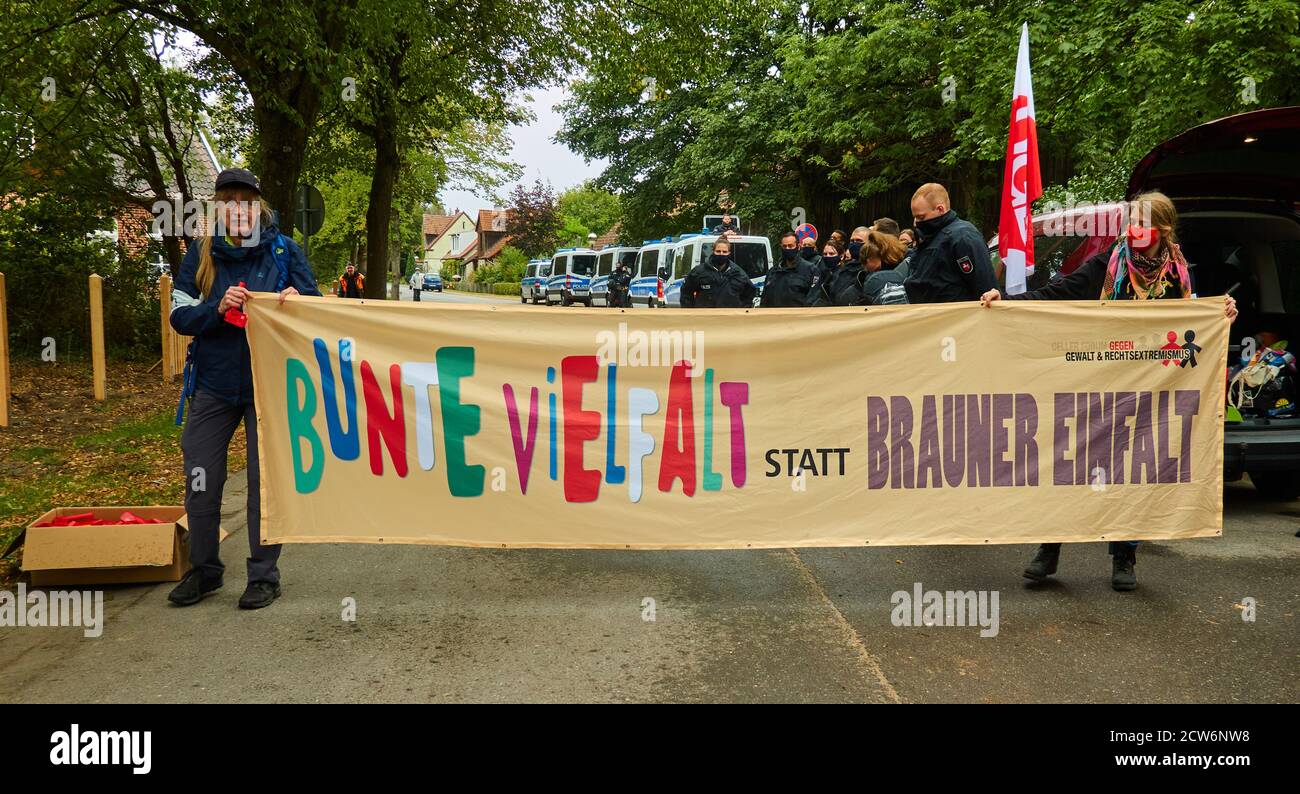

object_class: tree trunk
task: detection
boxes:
[252,97,317,237]
[364,123,399,299]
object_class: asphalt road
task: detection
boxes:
[1,474,1294,703]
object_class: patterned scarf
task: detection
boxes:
[1099,237,1192,301]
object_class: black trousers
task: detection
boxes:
[181,390,280,584]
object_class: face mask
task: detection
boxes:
[781,248,798,262]
[848,241,863,257]
[711,254,729,266]
[801,246,816,257]
[1127,225,1159,251]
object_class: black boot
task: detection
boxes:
[1023,543,1061,581]
[1111,545,1137,591]
[167,568,223,606]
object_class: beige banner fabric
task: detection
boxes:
[246,295,1227,549]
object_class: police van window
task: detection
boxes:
[619,250,638,270]
[539,261,551,276]
[597,252,613,276]
[731,242,769,278]
[662,247,677,279]
[640,249,659,275]
[674,245,695,280]
[525,263,536,278]
[572,254,596,276]
[551,256,565,275]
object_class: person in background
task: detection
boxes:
[681,237,755,307]
[338,264,364,298]
[861,230,910,305]
[711,212,741,235]
[812,239,845,294]
[411,270,423,302]
[761,231,818,307]
[872,217,901,237]
[798,233,820,263]
[981,190,1238,591]
[168,167,321,610]
[904,182,996,304]
[830,229,847,250]
[608,258,633,308]
[806,237,868,305]
[898,228,916,250]
[845,226,871,266]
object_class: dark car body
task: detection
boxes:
[989,107,1300,495]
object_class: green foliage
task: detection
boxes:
[556,181,622,246]
[471,251,527,286]
[560,0,1300,238]
[492,282,522,295]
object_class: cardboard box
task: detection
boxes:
[22,506,228,587]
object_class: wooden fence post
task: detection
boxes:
[159,274,173,381]
[0,272,9,426]
[89,273,106,401]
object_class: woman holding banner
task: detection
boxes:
[167,168,322,610]
[981,190,1237,591]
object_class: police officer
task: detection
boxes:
[809,238,872,307]
[806,239,845,305]
[608,258,632,308]
[903,182,996,304]
[681,238,755,307]
[711,212,740,235]
[798,235,819,263]
[760,231,818,307]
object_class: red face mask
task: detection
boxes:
[1127,225,1159,251]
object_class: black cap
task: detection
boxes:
[214,167,261,193]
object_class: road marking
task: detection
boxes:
[785,549,903,703]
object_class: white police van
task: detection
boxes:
[545,247,598,306]
[590,245,640,307]
[662,232,770,307]
[628,238,678,308]
[521,259,551,304]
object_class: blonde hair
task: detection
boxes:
[1129,190,1178,259]
[196,186,274,297]
[862,230,907,266]
[911,182,950,209]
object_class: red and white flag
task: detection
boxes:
[998,22,1042,295]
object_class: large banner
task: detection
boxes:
[246,296,1227,548]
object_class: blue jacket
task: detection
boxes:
[170,226,321,405]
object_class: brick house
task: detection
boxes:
[454,208,514,281]
[420,210,476,276]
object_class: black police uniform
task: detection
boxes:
[681,257,756,307]
[760,256,818,307]
[902,210,996,304]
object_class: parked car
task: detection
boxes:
[521,259,547,304]
[629,238,676,308]
[988,106,1300,496]
[545,247,598,306]
[422,272,443,292]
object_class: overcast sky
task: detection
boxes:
[439,84,608,215]
[168,32,605,216]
